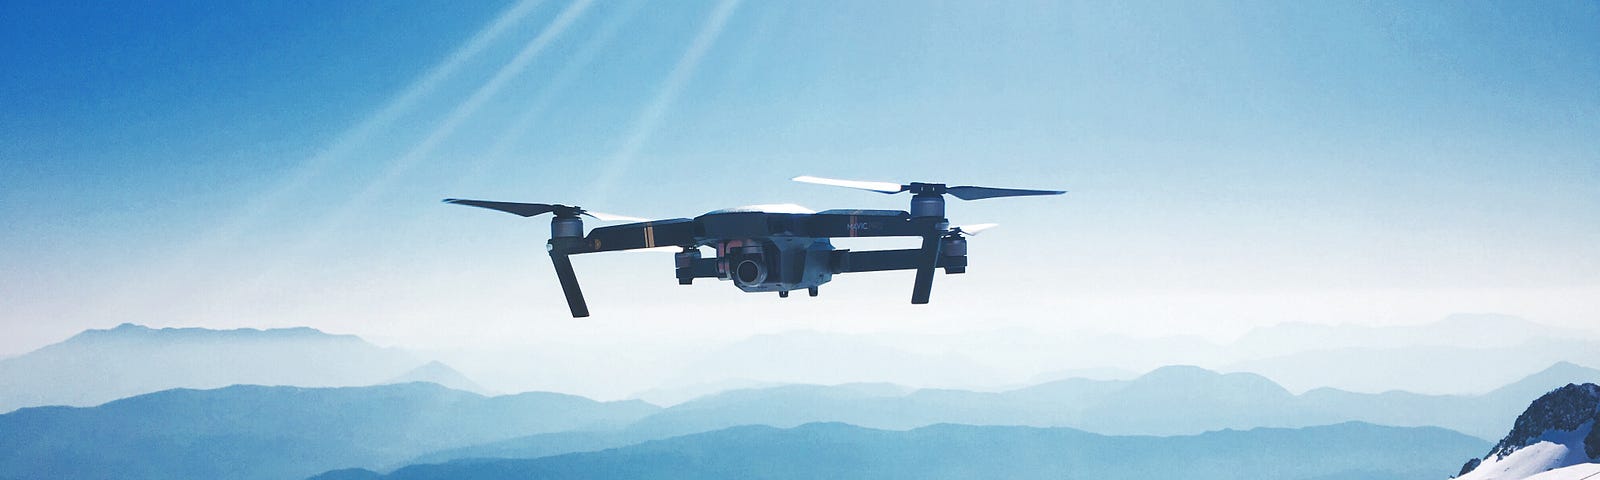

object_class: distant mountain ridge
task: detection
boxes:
[637,315,1599,399]
[330,422,1487,480]
[1232,314,1596,357]
[0,323,426,412]
[414,362,1600,466]
[1228,337,1600,395]
[0,382,659,480]
[68,323,343,342]
[633,363,1600,439]
[385,361,489,394]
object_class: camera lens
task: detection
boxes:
[735,259,765,285]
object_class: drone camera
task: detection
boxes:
[731,245,768,287]
[734,259,766,285]
[722,242,776,288]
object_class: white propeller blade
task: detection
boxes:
[953,223,999,235]
[792,175,905,194]
[584,210,649,222]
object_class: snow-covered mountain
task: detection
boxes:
[1456,383,1600,480]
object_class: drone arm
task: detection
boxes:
[830,247,965,273]
[582,219,696,253]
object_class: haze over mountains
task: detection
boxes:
[424,313,1600,400]
[4,313,1596,413]
[0,379,1508,480]
[2,317,1597,480]
[412,361,1599,466]
[622,313,1600,399]
[383,361,490,395]
[0,383,656,480]
[0,324,428,412]
[377,380,1600,480]
[334,422,1486,480]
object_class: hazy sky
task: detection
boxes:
[2,0,1597,356]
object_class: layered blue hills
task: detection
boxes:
[0,382,657,480]
[325,422,1487,480]
[3,323,1597,480]
[589,363,1598,441]
[0,323,425,412]
[405,362,1597,469]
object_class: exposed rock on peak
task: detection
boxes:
[1490,383,1600,461]
[1457,383,1600,480]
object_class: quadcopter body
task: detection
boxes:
[446,176,1063,317]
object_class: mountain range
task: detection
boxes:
[410,361,1600,468]
[1227,337,1600,395]
[4,369,1576,480]
[629,362,1600,440]
[0,382,657,480]
[2,349,1593,479]
[4,319,1599,479]
[384,361,489,394]
[6,315,1593,412]
[322,421,1486,480]
[635,314,1600,397]
[0,323,428,412]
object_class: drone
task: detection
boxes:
[444,176,1064,317]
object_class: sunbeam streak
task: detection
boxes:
[287,0,596,256]
[199,0,597,317]
[194,0,546,249]
[418,0,647,228]
[94,0,548,319]
[592,0,742,205]
[473,0,645,178]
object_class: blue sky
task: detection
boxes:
[2,0,1597,355]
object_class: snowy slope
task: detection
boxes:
[1456,383,1600,480]
[1524,463,1600,480]
[1458,422,1595,480]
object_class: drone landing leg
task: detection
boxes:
[910,235,942,304]
[549,253,590,317]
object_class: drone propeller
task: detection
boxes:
[791,175,905,194]
[443,198,650,319]
[794,176,1056,306]
[441,199,646,222]
[791,176,1065,200]
[948,223,999,237]
[583,210,649,222]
